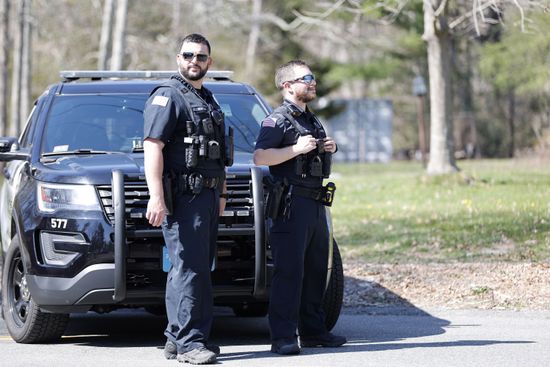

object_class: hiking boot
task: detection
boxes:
[177,346,217,365]
[164,341,220,360]
[300,332,347,348]
[270,338,301,355]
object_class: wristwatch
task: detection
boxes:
[220,193,229,199]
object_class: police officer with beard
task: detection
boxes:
[254,60,346,355]
[143,33,231,365]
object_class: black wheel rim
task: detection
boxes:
[8,251,31,327]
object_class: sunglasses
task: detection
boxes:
[287,74,315,84]
[180,52,209,62]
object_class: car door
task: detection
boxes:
[0,105,37,253]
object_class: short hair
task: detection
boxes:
[179,33,211,55]
[275,60,309,89]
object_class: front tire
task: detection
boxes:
[1,235,69,343]
[322,239,344,331]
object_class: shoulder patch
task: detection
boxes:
[152,95,169,107]
[262,117,277,128]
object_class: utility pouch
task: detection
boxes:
[186,120,195,135]
[320,182,336,207]
[198,135,207,157]
[185,146,198,168]
[295,155,305,177]
[162,175,174,215]
[310,155,323,177]
[208,140,220,159]
[263,176,286,220]
[201,117,214,135]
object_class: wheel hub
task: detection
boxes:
[20,276,31,302]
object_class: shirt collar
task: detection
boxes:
[283,99,308,116]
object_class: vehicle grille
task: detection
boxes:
[96,172,255,229]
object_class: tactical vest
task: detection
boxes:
[151,75,233,173]
[274,104,332,179]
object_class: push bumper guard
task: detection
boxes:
[111,167,268,302]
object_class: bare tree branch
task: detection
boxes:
[448,1,496,30]
[512,0,526,31]
[435,0,450,17]
[258,0,346,31]
[472,0,480,34]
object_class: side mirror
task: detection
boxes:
[0,137,17,152]
[0,137,30,162]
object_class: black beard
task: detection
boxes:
[179,65,208,81]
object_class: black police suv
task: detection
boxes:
[0,70,344,343]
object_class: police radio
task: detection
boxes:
[321,182,336,206]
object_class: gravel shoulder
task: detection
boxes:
[343,261,550,312]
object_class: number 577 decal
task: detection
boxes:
[50,218,68,229]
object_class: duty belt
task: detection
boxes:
[290,185,324,201]
[162,172,221,215]
[172,172,220,193]
[290,182,336,207]
[198,176,220,189]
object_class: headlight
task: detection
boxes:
[37,182,101,213]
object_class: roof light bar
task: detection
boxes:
[59,70,234,81]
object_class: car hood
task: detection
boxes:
[33,153,144,184]
[32,151,256,185]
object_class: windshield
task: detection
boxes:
[215,94,267,153]
[42,95,145,154]
[41,93,268,154]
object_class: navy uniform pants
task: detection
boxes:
[162,188,219,353]
[268,194,330,341]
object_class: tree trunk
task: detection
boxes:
[10,0,24,137]
[20,0,31,127]
[423,0,458,174]
[98,0,115,70]
[171,0,180,38]
[110,0,128,71]
[245,0,262,82]
[0,0,8,137]
[460,40,478,159]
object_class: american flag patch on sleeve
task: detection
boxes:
[152,95,169,107]
[262,117,277,128]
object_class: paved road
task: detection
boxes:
[1,306,549,367]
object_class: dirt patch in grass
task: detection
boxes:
[344,261,550,310]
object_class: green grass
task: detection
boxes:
[329,158,550,263]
